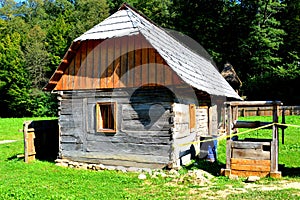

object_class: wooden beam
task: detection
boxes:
[225,104,232,170]
[49,81,58,85]
[271,104,279,172]
[225,101,282,107]
[62,59,69,65]
[56,70,64,75]
[233,121,272,129]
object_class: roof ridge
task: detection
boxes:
[118,3,158,27]
[120,3,217,72]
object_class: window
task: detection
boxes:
[96,102,117,133]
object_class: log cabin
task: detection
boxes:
[44,3,241,169]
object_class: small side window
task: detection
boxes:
[96,102,117,133]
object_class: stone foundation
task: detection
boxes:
[55,159,153,173]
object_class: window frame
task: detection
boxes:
[96,102,117,133]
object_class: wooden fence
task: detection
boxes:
[238,106,300,117]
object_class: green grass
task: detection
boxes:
[0,117,55,140]
[0,116,300,199]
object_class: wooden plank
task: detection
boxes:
[62,62,69,90]
[68,59,75,90]
[232,141,270,149]
[226,101,282,107]
[141,40,148,86]
[232,148,270,160]
[234,121,273,129]
[209,105,218,135]
[73,48,81,89]
[100,40,107,88]
[189,104,196,130]
[23,121,36,163]
[134,36,142,87]
[231,164,270,172]
[226,105,232,169]
[148,48,156,84]
[155,53,164,85]
[106,39,115,88]
[127,36,135,87]
[164,66,173,86]
[271,104,279,172]
[79,40,87,89]
[231,170,270,178]
[85,40,94,89]
[231,158,270,165]
[120,37,128,86]
[172,71,182,85]
[93,40,101,88]
[113,38,121,88]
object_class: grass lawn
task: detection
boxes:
[0,116,300,199]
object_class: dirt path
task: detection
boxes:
[198,180,300,199]
[0,140,17,145]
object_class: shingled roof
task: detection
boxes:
[45,3,241,100]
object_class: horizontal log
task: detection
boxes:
[231,158,270,165]
[86,141,171,157]
[231,164,270,172]
[233,121,272,129]
[233,121,287,129]
[61,143,83,151]
[232,141,270,149]
[86,134,171,145]
[61,151,170,168]
[231,170,270,178]
[232,148,270,160]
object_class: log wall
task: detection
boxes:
[58,87,210,169]
[59,87,174,168]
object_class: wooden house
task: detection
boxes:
[44,3,241,169]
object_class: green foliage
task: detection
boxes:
[0,0,299,117]
[0,0,109,117]
[0,33,31,117]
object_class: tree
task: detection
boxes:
[69,0,109,39]
[241,0,286,100]
[24,25,50,89]
[0,33,31,117]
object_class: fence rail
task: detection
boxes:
[238,106,300,117]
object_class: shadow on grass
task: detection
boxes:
[185,161,300,178]
[281,166,300,177]
[183,159,225,176]
[7,154,24,161]
[7,154,57,163]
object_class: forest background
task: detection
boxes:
[0,0,299,117]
